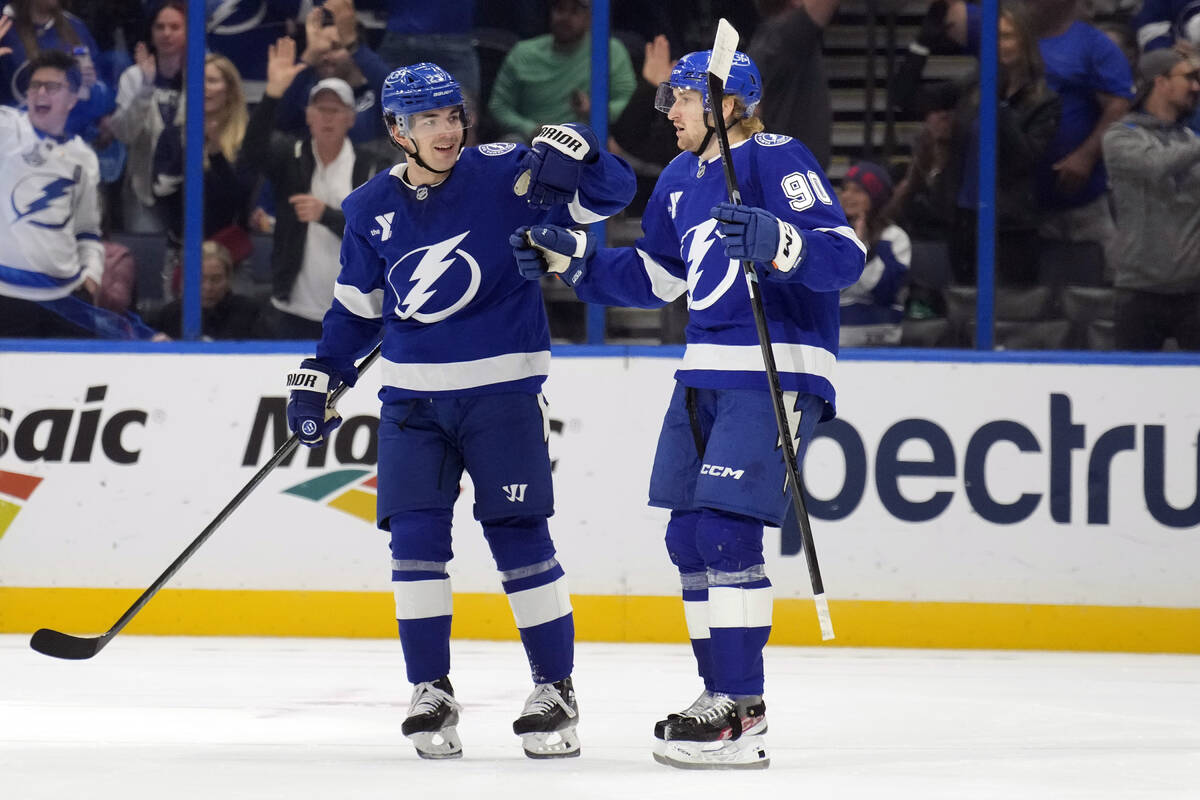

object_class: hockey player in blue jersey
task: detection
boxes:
[285,62,635,760]
[512,49,865,769]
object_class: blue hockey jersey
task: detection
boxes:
[572,133,865,418]
[316,142,635,401]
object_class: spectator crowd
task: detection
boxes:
[0,0,1195,351]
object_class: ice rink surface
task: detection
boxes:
[3,635,1198,799]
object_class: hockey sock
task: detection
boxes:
[695,509,773,696]
[666,510,716,689]
[484,517,574,684]
[390,510,455,684]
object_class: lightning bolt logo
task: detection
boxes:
[778,391,805,493]
[12,176,74,226]
[682,218,739,311]
[388,231,482,324]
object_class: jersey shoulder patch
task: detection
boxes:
[754,133,793,147]
[478,142,518,156]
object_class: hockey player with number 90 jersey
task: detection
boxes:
[285,62,634,762]
[512,48,865,770]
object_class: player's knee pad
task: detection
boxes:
[694,508,766,577]
[388,509,453,564]
[481,515,555,573]
[664,509,704,573]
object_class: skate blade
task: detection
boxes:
[408,726,463,760]
[652,736,667,763]
[521,728,581,759]
[660,736,769,770]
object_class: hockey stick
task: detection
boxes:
[706,18,834,640]
[29,345,383,660]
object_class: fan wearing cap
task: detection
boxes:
[836,162,912,347]
[1102,47,1200,351]
[240,36,391,339]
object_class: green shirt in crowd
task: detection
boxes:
[488,34,636,141]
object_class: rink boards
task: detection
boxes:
[1,351,1198,653]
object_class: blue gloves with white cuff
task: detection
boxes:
[710,202,805,280]
[510,224,597,287]
[286,359,342,447]
[513,123,600,209]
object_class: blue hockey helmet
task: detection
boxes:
[381,62,471,138]
[653,49,762,118]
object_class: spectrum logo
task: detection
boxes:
[0,470,43,539]
[282,469,378,524]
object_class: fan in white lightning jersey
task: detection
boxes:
[0,50,126,338]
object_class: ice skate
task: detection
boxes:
[651,690,722,764]
[512,677,580,759]
[660,694,770,770]
[402,676,463,759]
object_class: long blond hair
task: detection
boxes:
[204,54,248,166]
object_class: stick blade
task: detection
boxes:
[708,18,739,83]
[30,628,106,660]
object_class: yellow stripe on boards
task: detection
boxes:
[1,587,1197,654]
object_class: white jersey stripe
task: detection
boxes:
[638,248,689,302]
[816,225,868,255]
[381,350,551,393]
[680,342,836,381]
[567,189,606,225]
[333,281,384,319]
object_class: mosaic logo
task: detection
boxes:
[282,469,378,524]
[0,469,43,539]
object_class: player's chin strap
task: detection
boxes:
[694,110,737,158]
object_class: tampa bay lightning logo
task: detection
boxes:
[388,231,482,323]
[681,218,739,311]
[11,172,76,229]
[754,133,792,147]
[208,0,267,35]
[1177,2,1200,44]
[479,142,517,156]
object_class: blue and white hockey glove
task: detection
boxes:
[513,123,599,209]
[286,359,342,447]
[510,224,596,287]
[711,202,805,280]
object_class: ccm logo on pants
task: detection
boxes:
[700,464,744,479]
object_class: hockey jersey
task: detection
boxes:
[573,134,866,417]
[316,142,635,400]
[0,107,104,301]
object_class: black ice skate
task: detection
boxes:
[651,690,722,764]
[660,694,769,770]
[402,676,463,759]
[512,677,580,759]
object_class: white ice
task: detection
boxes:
[3,635,1198,799]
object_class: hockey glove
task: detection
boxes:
[510,224,596,287]
[711,202,805,280]
[286,359,343,447]
[513,123,600,209]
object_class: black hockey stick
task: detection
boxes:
[706,19,834,640]
[29,345,383,660]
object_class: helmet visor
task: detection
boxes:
[390,104,473,139]
[654,83,708,115]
